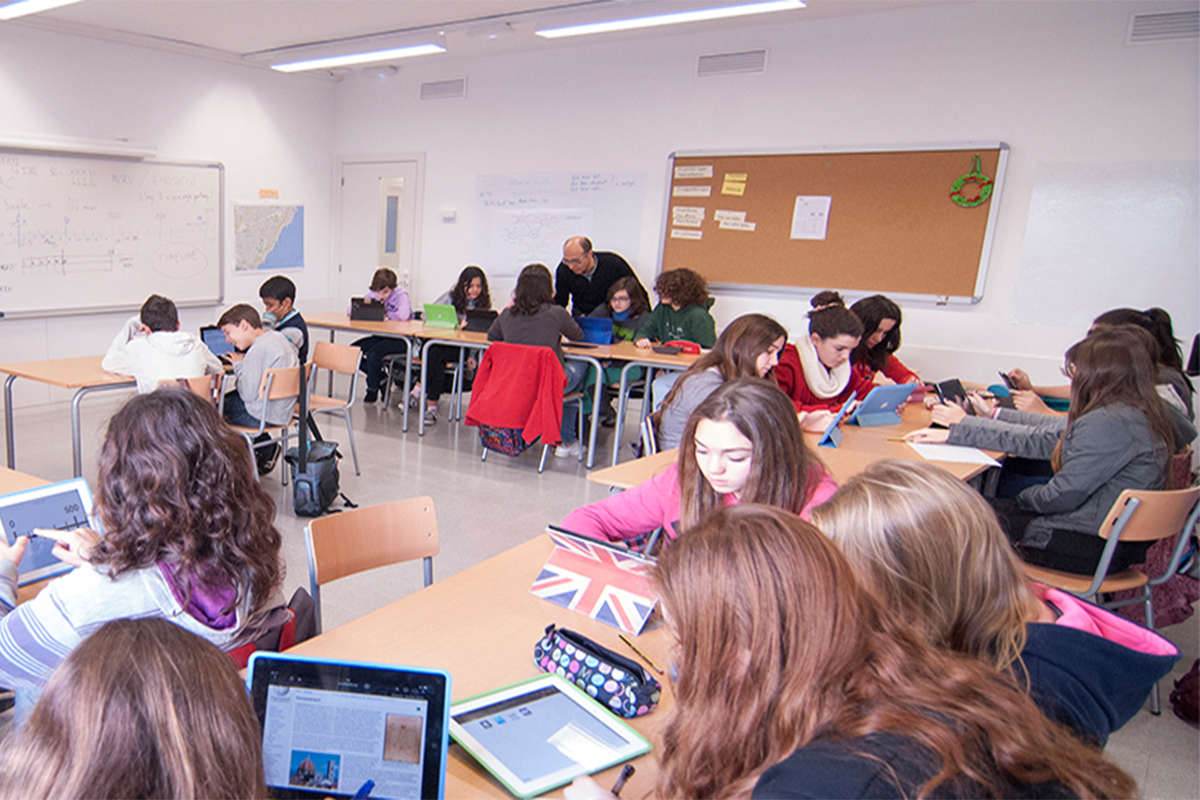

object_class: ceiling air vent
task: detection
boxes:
[1128,10,1199,44]
[420,78,467,101]
[697,50,767,78]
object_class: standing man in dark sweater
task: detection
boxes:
[553,236,640,316]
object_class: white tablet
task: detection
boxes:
[449,673,651,799]
[0,478,100,585]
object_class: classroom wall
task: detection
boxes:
[332,0,1199,387]
[0,0,1196,410]
[0,24,335,406]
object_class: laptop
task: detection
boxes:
[423,303,459,329]
[350,297,386,322]
[247,652,452,800]
[846,383,915,427]
[462,309,498,333]
[0,478,101,585]
[200,325,235,360]
[576,317,614,345]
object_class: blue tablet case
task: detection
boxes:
[847,384,915,427]
[577,317,614,345]
[817,397,856,448]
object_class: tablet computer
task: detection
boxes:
[449,673,650,799]
[816,396,856,448]
[423,303,459,330]
[247,652,452,800]
[350,297,387,322]
[0,477,100,585]
[847,383,915,427]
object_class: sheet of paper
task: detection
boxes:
[906,442,1001,467]
[673,185,711,197]
[712,209,745,223]
[790,195,832,240]
[670,228,702,240]
[671,206,705,227]
[718,220,756,231]
[674,165,713,179]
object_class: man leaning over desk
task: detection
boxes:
[553,236,639,316]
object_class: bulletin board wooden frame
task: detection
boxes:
[659,143,1009,304]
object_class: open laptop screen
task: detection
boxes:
[200,325,235,358]
[248,653,451,800]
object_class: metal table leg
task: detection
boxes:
[4,374,18,469]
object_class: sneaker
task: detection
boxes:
[423,407,438,425]
[364,389,379,404]
[409,383,422,409]
[257,443,281,475]
[554,440,583,459]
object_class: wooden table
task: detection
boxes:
[588,404,1002,489]
[287,534,669,800]
[0,466,57,604]
[306,313,689,469]
[1,356,137,477]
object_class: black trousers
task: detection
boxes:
[986,497,1150,575]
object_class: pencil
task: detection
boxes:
[618,633,664,674]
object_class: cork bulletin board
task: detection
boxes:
[659,144,1008,303]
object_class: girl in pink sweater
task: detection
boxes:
[561,377,837,543]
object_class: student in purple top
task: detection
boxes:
[0,389,287,719]
[348,267,413,403]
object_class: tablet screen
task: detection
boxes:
[248,653,451,800]
[450,674,650,798]
[0,478,98,585]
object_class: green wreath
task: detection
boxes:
[950,154,993,208]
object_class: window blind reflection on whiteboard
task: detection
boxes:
[0,151,222,317]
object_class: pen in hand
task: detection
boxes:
[611,764,635,797]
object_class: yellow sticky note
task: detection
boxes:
[721,182,746,196]
[725,173,748,182]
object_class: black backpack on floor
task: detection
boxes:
[287,363,352,517]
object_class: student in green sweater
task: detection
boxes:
[634,268,717,349]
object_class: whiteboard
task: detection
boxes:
[472,171,646,277]
[0,150,223,318]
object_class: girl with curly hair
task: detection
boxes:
[0,388,287,714]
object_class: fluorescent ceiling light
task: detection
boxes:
[536,0,804,39]
[0,0,84,21]
[271,43,445,73]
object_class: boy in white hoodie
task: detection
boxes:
[101,295,224,393]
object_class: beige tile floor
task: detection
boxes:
[1,380,1197,797]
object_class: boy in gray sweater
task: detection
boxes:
[218,304,299,473]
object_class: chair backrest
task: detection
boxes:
[639,410,661,457]
[312,340,362,375]
[157,375,222,407]
[259,364,308,400]
[304,497,440,632]
[1100,486,1200,543]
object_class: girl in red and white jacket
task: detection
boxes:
[775,291,873,413]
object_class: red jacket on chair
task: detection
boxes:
[465,343,566,446]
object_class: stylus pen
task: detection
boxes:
[618,633,664,675]
[611,764,635,797]
[352,779,374,799]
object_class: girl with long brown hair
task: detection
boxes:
[0,388,287,706]
[561,377,835,543]
[812,459,1179,746]
[568,504,1137,799]
[912,326,1175,574]
[656,313,830,450]
[0,617,266,800]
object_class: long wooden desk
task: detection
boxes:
[305,313,696,469]
[1,356,137,477]
[588,404,1002,489]
[288,535,668,800]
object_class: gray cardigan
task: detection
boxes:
[658,368,723,451]
[947,406,1166,547]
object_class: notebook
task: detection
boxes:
[423,303,458,329]
[530,527,657,635]
[247,652,452,800]
[0,478,101,585]
[349,297,387,321]
[462,309,498,332]
[200,325,235,359]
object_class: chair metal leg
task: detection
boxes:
[1145,587,1162,715]
[423,556,434,587]
[481,447,489,462]
[341,410,361,475]
[539,444,549,473]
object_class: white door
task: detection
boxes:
[336,158,422,304]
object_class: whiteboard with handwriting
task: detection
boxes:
[473,171,645,278]
[0,150,222,317]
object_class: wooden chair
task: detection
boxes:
[303,497,440,634]
[1023,486,1200,714]
[218,366,306,483]
[307,340,362,475]
[639,410,662,458]
[156,375,222,407]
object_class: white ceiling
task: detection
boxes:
[5,0,943,70]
